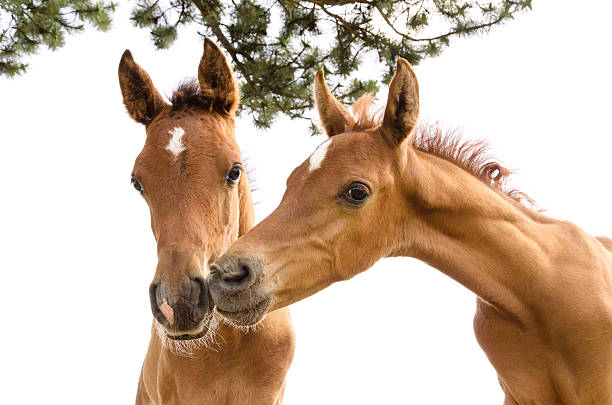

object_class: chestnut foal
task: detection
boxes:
[210,60,612,404]
[119,39,295,404]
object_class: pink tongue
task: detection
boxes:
[160,300,174,325]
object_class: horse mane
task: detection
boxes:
[348,94,536,210]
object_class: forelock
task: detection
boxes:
[348,93,382,131]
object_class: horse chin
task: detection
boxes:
[153,313,219,355]
[215,298,271,328]
[166,327,209,341]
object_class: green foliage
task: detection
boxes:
[0,0,116,76]
[1,0,533,130]
[129,0,532,129]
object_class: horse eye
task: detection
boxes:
[131,177,143,194]
[343,182,370,204]
[226,164,242,185]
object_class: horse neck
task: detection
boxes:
[396,148,558,319]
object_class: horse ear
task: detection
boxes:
[314,69,356,137]
[381,58,419,145]
[118,50,167,125]
[198,38,240,114]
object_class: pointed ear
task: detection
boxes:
[314,69,356,137]
[381,58,419,145]
[198,38,240,114]
[118,50,167,125]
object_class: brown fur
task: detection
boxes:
[213,59,612,404]
[119,39,295,405]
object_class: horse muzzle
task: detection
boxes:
[149,275,213,339]
[207,254,270,326]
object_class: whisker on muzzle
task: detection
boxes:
[153,312,219,357]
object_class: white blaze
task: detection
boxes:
[309,138,332,172]
[166,127,186,157]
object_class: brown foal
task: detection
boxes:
[210,59,612,404]
[119,39,295,404]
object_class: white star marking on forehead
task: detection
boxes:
[166,127,186,157]
[309,138,332,173]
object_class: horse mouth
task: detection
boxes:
[215,298,271,326]
[158,314,214,342]
[166,329,207,341]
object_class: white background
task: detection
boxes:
[1,0,611,403]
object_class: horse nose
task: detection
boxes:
[209,255,256,293]
[149,275,211,330]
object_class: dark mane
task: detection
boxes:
[348,94,536,210]
[169,78,214,112]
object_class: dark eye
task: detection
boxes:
[226,164,242,185]
[131,176,143,194]
[343,182,370,205]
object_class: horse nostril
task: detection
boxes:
[191,276,211,322]
[149,282,169,326]
[149,282,159,310]
[221,261,254,288]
